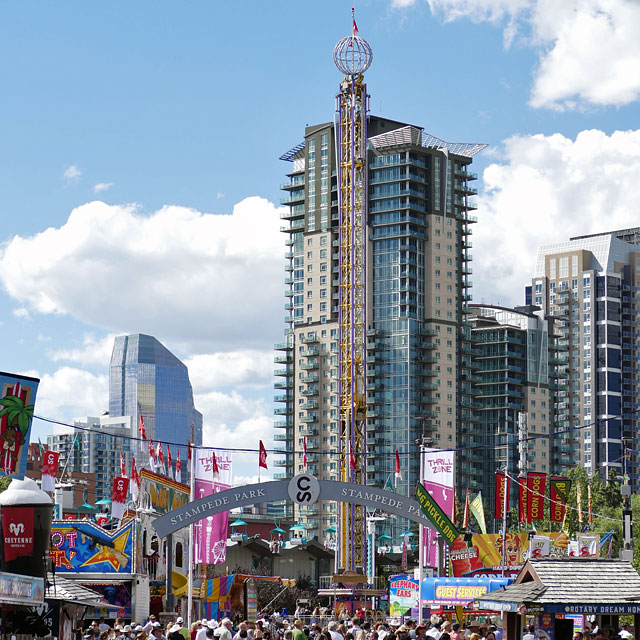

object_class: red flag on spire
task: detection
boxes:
[157,442,165,472]
[303,436,308,468]
[138,415,147,440]
[187,441,192,462]
[212,450,220,476]
[394,450,402,484]
[148,439,156,471]
[353,17,359,37]
[349,444,358,472]
[131,456,140,501]
[175,449,182,480]
[120,451,127,478]
[259,441,268,469]
[463,488,471,529]
[167,444,173,480]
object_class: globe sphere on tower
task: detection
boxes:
[333,34,373,76]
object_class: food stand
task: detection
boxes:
[475,558,640,640]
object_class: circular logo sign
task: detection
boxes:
[288,474,320,505]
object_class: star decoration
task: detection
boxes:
[80,527,131,571]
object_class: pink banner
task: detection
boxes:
[421,448,455,568]
[193,448,232,564]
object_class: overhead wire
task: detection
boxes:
[33,408,640,459]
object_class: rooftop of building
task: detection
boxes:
[534,230,640,279]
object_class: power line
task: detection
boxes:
[33,408,640,459]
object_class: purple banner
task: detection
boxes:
[421,448,454,568]
[193,449,232,564]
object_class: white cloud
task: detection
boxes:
[12,307,31,320]
[185,350,274,391]
[49,333,117,367]
[198,389,275,479]
[63,164,82,183]
[473,128,640,304]
[406,0,640,109]
[0,197,285,352]
[24,366,108,427]
[93,182,114,193]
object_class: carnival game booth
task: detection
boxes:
[475,558,640,640]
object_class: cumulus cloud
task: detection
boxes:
[63,164,82,183]
[12,307,31,320]
[197,389,274,475]
[0,197,284,352]
[93,182,114,193]
[473,128,640,305]
[399,0,640,109]
[24,366,108,427]
[185,350,274,391]
[49,333,118,367]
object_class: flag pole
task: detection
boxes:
[187,440,195,627]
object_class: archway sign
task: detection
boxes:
[152,473,437,539]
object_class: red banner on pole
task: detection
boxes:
[518,478,528,523]
[1,506,35,562]
[550,476,571,522]
[41,450,59,492]
[527,472,546,521]
[495,473,509,521]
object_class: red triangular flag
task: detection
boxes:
[175,449,182,479]
[187,441,192,461]
[131,456,139,501]
[148,438,156,466]
[167,445,173,478]
[259,440,268,469]
[350,445,358,471]
[212,450,220,476]
[120,451,127,478]
[353,17,359,37]
[463,488,470,529]
[157,442,165,471]
[394,450,402,481]
[138,415,147,440]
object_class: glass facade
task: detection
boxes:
[109,334,203,475]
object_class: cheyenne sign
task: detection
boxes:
[153,475,440,538]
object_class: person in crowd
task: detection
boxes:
[450,623,461,640]
[143,616,157,636]
[117,625,136,640]
[292,620,307,640]
[619,624,633,640]
[168,625,185,640]
[328,621,344,640]
[152,623,166,640]
[522,626,535,640]
[219,619,235,640]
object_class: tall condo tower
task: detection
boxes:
[276,20,486,563]
[333,22,372,572]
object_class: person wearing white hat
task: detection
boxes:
[168,624,184,640]
[196,621,210,640]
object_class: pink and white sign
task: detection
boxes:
[421,448,455,568]
[193,448,232,564]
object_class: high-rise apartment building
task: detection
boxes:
[47,415,132,502]
[469,304,570,515]
[526,229,640,488]
[109,333,203,478]
[276,119,485,539]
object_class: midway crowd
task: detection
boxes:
[80,613,634,640]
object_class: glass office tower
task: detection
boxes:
[109,333,203,477]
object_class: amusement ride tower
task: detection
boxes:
[333,19,372,573]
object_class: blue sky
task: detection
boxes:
[2,0,640,482]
